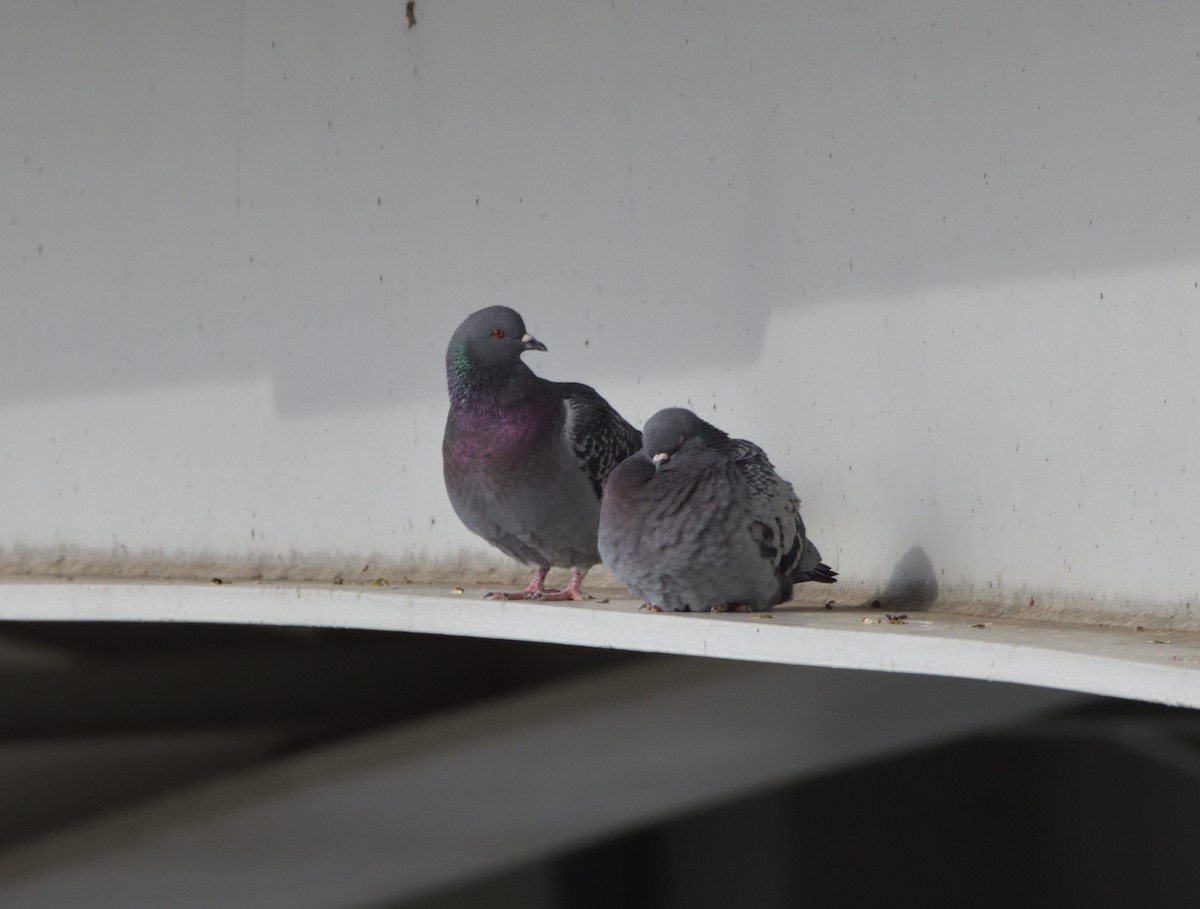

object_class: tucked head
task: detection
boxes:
[447,306,547,377]
[641,407,726,465]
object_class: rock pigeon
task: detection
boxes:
[598,407,837,612]
[443,306,642,601]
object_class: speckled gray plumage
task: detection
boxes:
[598,407,836,612]
[443,306,642,600]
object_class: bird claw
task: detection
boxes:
[485,567,554,601]
[486,568,587,603]
[710,603,753,613]
[534,588,585,602]
[532,569,587,603]
[638,603,664,613]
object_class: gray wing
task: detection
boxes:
[734,438,838,584]
[556,382,643,499]
[733,438,805,577]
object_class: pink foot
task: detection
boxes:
[638,603,664,613]
[534,568,587,602]
[486,567,550,601]
[710,603,753,613]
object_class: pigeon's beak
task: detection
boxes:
[651,452,670,465]
[522,333,547,353]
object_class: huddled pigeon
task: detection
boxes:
[598,407,836,612]
[443,306,642,601]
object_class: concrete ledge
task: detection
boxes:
[1,580,1199,708]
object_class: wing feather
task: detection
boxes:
[556,382,643,499]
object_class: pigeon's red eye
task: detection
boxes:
[492,328,505,339]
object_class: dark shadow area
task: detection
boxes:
[410,700,1200,909]
[0,622,636,744]
[4,620,1197,908]
[864,544,939,612]
[0,623,638,848]
[551,828,666,909]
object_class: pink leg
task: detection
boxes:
[485,567,550,601]
[710,603,753,613]
[638,603,664,613]
[534,568,587,602]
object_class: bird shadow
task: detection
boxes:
[862,545,939,612]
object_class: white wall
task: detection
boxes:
[3,1,1199,623]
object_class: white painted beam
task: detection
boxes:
[1,581,1198,707]
[0,657,1078,909]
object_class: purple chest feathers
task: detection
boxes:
[445,396,561,473]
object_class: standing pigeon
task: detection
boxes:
[598,407,836,612]
[443,306,642,601]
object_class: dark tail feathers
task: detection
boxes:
[794,562,838,584]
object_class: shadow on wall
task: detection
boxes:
[865,546,939,612]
